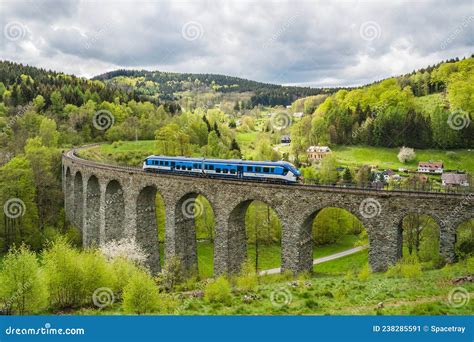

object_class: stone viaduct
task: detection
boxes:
[62,148,473,276]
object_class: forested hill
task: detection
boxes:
[0,60,137,108]
[290,56,474,152]
[92,69,338,106]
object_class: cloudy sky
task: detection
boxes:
[0,0,472,87]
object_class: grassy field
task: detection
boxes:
[75,256,473,316]
[193,234,361,278]
[332,145,474,173]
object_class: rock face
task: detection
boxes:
[62,151,473,275]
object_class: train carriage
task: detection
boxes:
[143,156,301,183]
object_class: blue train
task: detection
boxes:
[143,155,302,183]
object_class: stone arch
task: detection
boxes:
[73,171,84,230]
[104,180,125,242]
[85,175,100,246]
[174,192,216,275]
[136,185,162,274]
[395,211,443,263]
[454,217,474,261]
[299,205,368,274]
[226,199,283,274]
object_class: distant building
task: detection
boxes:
[418,161,443,174]
[293,112,304,118]
[383,169,401,182]
[307,145,331,162]
[441,173,469,187]
[281,135,291,144]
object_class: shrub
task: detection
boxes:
[205,276,232,304]
[159,256,185,291]
[42,238,85,308]
[386,256,422,279]
[80,249,114,306]
[110,257,143,299]
[358,264,370,281]
[397,146,416,163]
[122,270,160,314]
[99,237,148,265]
[0,245,48,314]
[236,260,258,292]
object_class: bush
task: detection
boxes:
[205,276,232,304]
[236,260,258,292]
[158,256,185,291]
[386,256,422,279]
[110,257,143,299]
[42,238,85,308]
[358,264,370,281]
[99,237,148,265]
[0,245,48,314]
[397,146,416,163]
[122,270,160,314]
[79,249,114,306]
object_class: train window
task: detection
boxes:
[216,168,221,173]
[248,166,254,172]
[223,169,228,174]
[230,169,236,174]
[209,165,214,170]
[263,167,269,173]
[187,166,192,171]
[256,167,261,172]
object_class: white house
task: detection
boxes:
[418,161,444,174]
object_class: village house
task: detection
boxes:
[441,173,469,187]
[383,169,401,182]
[281,135,291,144]
[293,112,304,118]
[307,145,331,162]
[417,161,444,174]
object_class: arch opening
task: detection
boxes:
[455,219,474,260]
[303,207,368,275]
[397,213,442,265]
